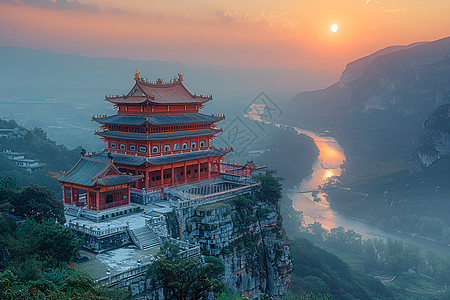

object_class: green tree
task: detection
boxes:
[14,219,82,267]
[306,222,327,240]
[0,177,20,212]
[148,241,224,299]
[14,184,65,224]
[255,170,284,204]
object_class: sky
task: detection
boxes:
[1,0,450,73]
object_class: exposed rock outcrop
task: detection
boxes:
[183,196,293,299]
[409,104,450,170]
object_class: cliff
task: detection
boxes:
[409,104,450,170]
[183,179,293,299]
[287,36,450,178]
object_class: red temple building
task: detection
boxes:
[50,72,231,213]
[50,155,141,211]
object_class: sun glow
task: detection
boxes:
[331,24,339,32]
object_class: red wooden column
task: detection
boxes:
[183,162,187,184]
[87,188,93,210]
[171,164,174,186]
[145,169,149,191]
[96,190,100,211]
[71,187,75,205]
[63,184,68,204]
[160,167,164,188]
[74,188,79,204]
[207,158,211,179]
[197,160,200,181]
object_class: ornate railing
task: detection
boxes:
[67,222,128,237]
[177,183,260,208]
[127,227,142,250]
[107,146,217,158]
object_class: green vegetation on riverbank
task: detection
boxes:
[325,154,450,245]
[295,221,450,299]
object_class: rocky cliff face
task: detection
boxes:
[220,208,292,299]
[183,196,293,299]
[290,36,450,122]
[287,36,450,174]
[342,38,450,116]
[340,42,424,88]
[409,104,450,170]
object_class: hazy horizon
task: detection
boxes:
[2,0,450,73]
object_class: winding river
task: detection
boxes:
[245,104,449,253]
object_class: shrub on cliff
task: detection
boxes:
[148,241,225,299]
[255,170,284,204]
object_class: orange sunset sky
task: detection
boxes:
[1,0,449,73]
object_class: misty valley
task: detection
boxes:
[2,37,450,300]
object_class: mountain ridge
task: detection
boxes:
[0,46,337,96]
[287,36,450,178]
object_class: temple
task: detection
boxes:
[49,73,265,254]
[91,72,230,192]
[49,73,240,215]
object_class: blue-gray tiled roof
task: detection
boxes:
[93,114,224,126]
[50,156,138,187]
[92,149,229,166]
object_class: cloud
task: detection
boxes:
[214,9,300,28]
[0,0,20,5]
[0,0,133,15]
[381,6,408,13]
[214,10,236,24]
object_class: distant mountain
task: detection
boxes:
[287,36,450,177]
[0,47,337,150]
[0,47,337,97]
[339,42,425,87]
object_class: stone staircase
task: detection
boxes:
[65,206,81,217]
[129,226,160,250]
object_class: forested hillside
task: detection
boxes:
[0,119,81,196]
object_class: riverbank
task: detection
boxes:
[276,121,450,254]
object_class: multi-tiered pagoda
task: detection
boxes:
[51,72,231,212]
[94,72,230,190]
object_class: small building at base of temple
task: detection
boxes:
[49,155,142,218]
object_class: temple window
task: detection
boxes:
[129,144,136,151]
[199,140,205,147]
[164,145,170,152]
[105,194,113,204]
[191,142,197,148]
[182,143,188,149]
[110,142,117,149]
[174,143,180,150]
[152,146,159,153]
[139,146,147,153]
[119,144,126,150]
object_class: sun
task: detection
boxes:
[331,24,339,33]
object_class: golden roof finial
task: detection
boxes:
[134,71,140,81]
[178,72,183,82]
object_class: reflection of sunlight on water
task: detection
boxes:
[245,104,450,249]
[290,126,346,230]
[245,103,347,231]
